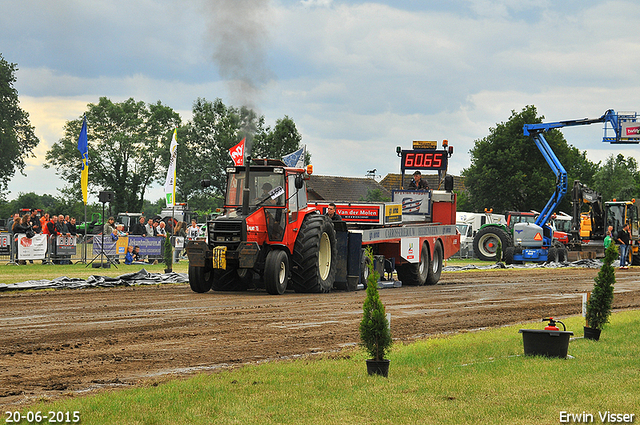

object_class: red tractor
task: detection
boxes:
[186,158,337,295]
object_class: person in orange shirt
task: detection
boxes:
[40,213,50,235]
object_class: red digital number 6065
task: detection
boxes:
[404,152,442,169]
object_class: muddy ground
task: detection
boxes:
[2,266,639,407]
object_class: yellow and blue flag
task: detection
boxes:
[77,116,88,204]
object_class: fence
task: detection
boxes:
[1,233,185,265]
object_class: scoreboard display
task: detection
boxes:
[400,149,448,172]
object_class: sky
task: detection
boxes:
[2,0,640,203]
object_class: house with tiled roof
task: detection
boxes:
[306,175,391,202]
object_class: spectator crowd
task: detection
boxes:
[5,210,205,265]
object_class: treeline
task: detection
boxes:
[0,192,169,226]
[458,105,640,213]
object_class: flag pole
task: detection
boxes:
[78,114,89,264]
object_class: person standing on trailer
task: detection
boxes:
[409,171,429,190]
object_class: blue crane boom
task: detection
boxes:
[522,109,639,230]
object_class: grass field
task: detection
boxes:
[13,311,639,425]
[0,261,190,285]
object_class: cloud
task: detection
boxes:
[3,0,640,201]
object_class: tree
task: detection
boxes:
[360,247,392,362]
[252,115,304,160]
[359,188,390,202]
[177,98,247,203]
[178,98,308,209]
[0,54,40,197]
[45,97,181,214]
[462,105,598,213]
[592,154,639,202]
[0,192,98,222]
[585,242,616,331]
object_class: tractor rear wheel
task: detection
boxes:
[291,214,337,293]
[473,226,511,261]
[264,250,289,295]
[189,265,214,293]
[426,241,443,285]
[396,242,429,286]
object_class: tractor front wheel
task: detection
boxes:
[189,265,214,293]
[264,250,289,295]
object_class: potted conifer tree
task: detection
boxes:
[163,235,173,274]
[584,242,617,340]
[360,248,392,377]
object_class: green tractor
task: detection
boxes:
[77,212,103,234]
[472,211,536,261]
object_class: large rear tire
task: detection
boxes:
[426,241,443,285]
[396,242,429,286]
[189,265,213,293]
[291,214,337,293]
[473,226,511,261]
[264,250,289,295]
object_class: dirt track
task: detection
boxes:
[2,266,640,407]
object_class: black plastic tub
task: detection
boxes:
[519,329,573,358]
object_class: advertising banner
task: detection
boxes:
[622,122,640,139]
[55,235,77,256]
[393,190,432,216]
[0,233,9,255]
[310,202,385,225]
[92,235,118,255]
[400,237,420,263]
[127,236,163,256]
[16,234,47,260]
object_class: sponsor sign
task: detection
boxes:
[412,140,438,149]
[55,235,77,256]
[401,237,420,263]
[393,190,432,215]
[311,202,402,225]
[311,202,385,225]
[622,122,640,139]
[361,224,457,243]
[127,236,163,256]
[92,235,118,255]
[384,204,402,224]
[338,205,381,222]
[0,233,9,255]
[92,235,131,256]
[16,233,47,260]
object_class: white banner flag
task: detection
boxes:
[164,129,178,207]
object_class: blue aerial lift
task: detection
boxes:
[504,109,639,264]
